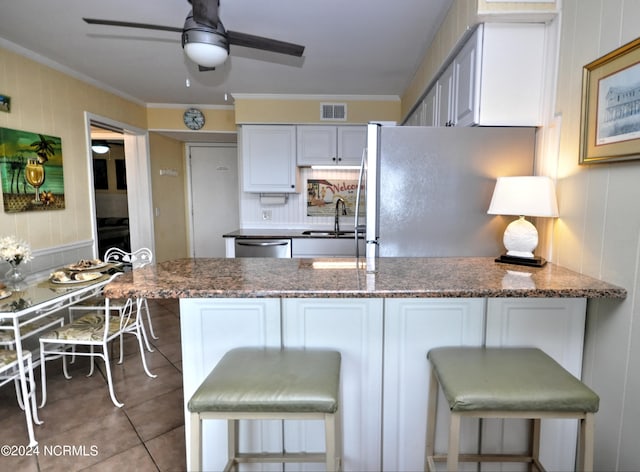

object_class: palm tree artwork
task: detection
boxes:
[1,126,65,212]
[31,134,56,164]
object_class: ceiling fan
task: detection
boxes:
[83,0,305,71]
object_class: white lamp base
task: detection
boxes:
[503,216,538,259]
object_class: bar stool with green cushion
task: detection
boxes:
[188,347,342,472]
[425,347,599,472]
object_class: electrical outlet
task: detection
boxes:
[262,209,272,221]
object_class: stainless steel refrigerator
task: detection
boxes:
[355,123,536,260]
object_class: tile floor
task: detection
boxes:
[0,299,186,471]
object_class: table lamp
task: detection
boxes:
[487,176,559,267]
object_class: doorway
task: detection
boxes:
[188,144,239,257]
[90,125,129,259]
[85,113,155,258]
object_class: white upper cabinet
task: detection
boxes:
[422,85,439,127]
[297,125,366,166]
[407,22,546,127]
[436,62,456,127]
[452,30,480,127]
[240,125,299,193]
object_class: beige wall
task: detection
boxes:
[147,105,236,131]
[147,97,400,127]
[233,96,400,124]
[0,47,147,251]
[148,133,188,263]
[552,1,640,469]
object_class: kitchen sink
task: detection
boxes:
[301,230,355,237]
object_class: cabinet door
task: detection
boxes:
[337,126,366,165]
[291,237,365,258]
[478,22,545,126]
[296,125,337,166]
[485,298,587,472]
[453,28,481,127]
[242,125,298,192]
[436,62,455,127]
[180,298,282,472]
[422,86,438,127]
[383,298,485,471]
[282,298,384,471]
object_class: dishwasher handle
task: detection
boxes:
[234,238,292,258]
[236,241,289,247]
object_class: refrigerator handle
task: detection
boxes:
[354,147,366,258]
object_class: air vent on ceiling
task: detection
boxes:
[321,103,347,121]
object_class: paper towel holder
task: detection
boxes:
[259,193,288,205]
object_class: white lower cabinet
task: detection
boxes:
[382,297,587,472]
[282,298,384,471]
[180,298,282,472]
[291,238,365,258]
[484,298,587,472]
[180,297,588,471]
[383,298,485,472]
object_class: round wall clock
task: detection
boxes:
[183,107,205,130]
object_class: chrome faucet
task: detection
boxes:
[334,197,347,234]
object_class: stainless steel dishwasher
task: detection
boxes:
[234,238,292,258]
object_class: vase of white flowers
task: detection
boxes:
[0,236,33,285]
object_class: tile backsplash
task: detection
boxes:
[239,167,361,229]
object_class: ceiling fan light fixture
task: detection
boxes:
[182,24,229,68]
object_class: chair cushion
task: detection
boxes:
[188,348,341,414]
[40,313,135,342]
[0,349,29,367]
[427,347,599,413]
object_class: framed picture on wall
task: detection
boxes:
[0,126,65,212]
[580,37,640,164]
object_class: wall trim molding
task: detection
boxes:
[1,240,94,285]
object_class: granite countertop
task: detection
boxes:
[103,257,627,300]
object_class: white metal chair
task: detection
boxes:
[0,313,64,411]
[0,314,64,351]
[68,247,157,361]
[0,348,42,447]
[39,273,157,408]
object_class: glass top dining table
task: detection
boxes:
[0,270,121,446]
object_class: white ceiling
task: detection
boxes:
[0,0,453,107]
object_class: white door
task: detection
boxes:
[189,145,239,258]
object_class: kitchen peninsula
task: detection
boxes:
[104,257,625,472]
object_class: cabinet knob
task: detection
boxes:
[332,157,336,161]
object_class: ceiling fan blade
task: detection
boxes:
[83,18,182,33]
[227,30,305,57]
[188,0,219,28]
